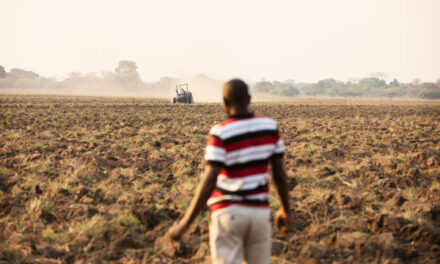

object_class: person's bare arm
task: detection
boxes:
[270,156,291,235]
[169,164,221,240]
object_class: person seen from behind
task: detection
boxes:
[169,79,290,264]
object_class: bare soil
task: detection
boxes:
[0,95,439,263]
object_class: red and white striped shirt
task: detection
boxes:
[205,113,284,213]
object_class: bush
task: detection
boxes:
[255,81,299,97]
[268,85,299,96]
[418,90,440,99]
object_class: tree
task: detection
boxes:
[389,79,400,87]
[114,60,144,91]
[60,72,80,88]
[357,77,386,96]
[359,77,386,89]
[115,60,140,80]
[268,83,299,96]
[369,72,387,80]
[412,78,420,86]
[2,68,41,89]
[254,80,272,93]
[304,79,338,96]
[9,68,39,79]
[0,65,5,78]
[419,82,437,90]
[304,83,318,96]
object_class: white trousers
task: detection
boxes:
[209,205,272,264]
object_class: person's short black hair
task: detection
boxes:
[223,79,250,105]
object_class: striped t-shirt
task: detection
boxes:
[204,113,285,213]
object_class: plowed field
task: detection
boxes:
[1,95,439,263]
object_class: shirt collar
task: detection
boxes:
[228,112,254,119]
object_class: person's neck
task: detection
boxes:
[228,107,250,117]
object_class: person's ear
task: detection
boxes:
[223,97,230,107]
[246,95,251,105]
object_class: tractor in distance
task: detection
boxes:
[173,83,194,104]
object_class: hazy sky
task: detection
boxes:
[1,0,439,83]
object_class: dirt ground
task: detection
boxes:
[0,95,439,263]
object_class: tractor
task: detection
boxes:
[173,83,194,104]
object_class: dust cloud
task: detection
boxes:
[0,64,226,102]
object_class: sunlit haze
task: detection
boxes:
[1,0,440,82]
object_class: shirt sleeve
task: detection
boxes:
[204,134,226,167]
[272,129,285,158]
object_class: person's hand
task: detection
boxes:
[168,222,187,241]
[274,209,290,235]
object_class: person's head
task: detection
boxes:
[222,79,251,116]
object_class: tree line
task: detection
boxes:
[1,62,439,99]
[0,61,178,94]
[253,77,440,99]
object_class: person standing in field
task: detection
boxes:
[169,79,290,264]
